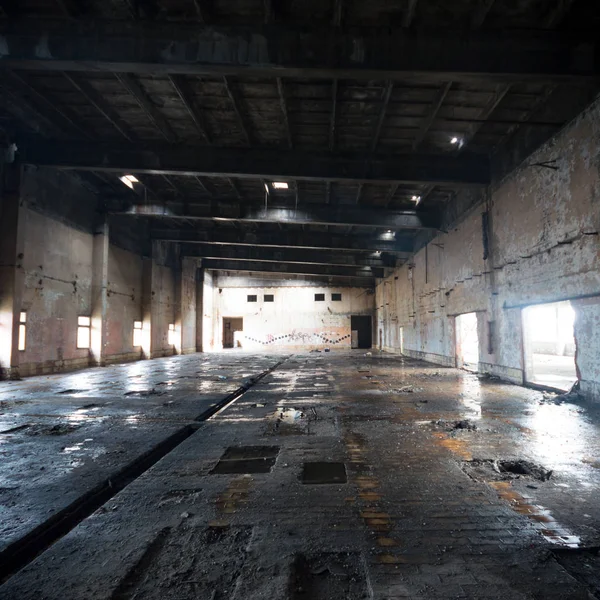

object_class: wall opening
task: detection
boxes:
[522,301,577,391]
[18,312,27,352]
[351,316,372,349]
[77,316,91,349]
[456,312,479,372]
[223,317,244,349]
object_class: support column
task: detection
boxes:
[90,218,109,366]
[0,162,26,379]
[140,256,153,359]
[195,267,204,352]
[180,257,198,355]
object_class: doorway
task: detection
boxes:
[456,312,479,371]
[351,315,372,349]
[522,301,577,391]
[222,317,243,349]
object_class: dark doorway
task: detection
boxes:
[222,317,243,349]
[351,316,372,349]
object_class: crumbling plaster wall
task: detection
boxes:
[209,283,374,350]
[377,95,600,399]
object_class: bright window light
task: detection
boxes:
[18,311,26,351]
[77,316,91,349]
[119,174,139,189]
[168,323,176,346]
[450,137,459,144]
[133,320,143,347]
[272,182,289,189]
[412,195,421,204]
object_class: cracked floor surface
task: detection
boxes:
[1,350,600,599]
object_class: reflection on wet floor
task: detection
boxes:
[2,351,600,599]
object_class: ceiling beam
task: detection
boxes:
[115,73,177,142]
[20,141,491,186]
[1,22,596,84]
[168,75,211,143]
[402,0,418,28]
[62,72,136,141]
[544,0,576,28]
[201,258,382,279]
[118,202,441,229]
[276,77,293,149]
[412,81,452,150]
[223,76,252,145]
[471,0,496,29]
[182,243,399,267]
[152,228,413,253]
[371,81,393,152]
[459,83,511,149]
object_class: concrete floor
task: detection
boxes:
[1,351,600,599]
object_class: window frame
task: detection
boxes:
[331,293,342,301]
[77,315,91,349]
[247,294,258,303]
[18,311,27,351]
[314,293,325,302]
[264,294,274,303]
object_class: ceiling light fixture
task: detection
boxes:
[272,182,289,189]
[411,195,421,204]
[119,174,139,189]
[450,136,459,144]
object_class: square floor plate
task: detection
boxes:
[211,446,280,474]
[301,462,347,484]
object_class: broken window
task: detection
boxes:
[314,293,325,302]
[77,316,91,349]
[522,301,577,391]
[247,295,257,302]
[264,294,274,302]
[133,320,143,347]
[456,312,479,371]
[167,323,176,346]
[331,293,342,301]
[18,311,26,351]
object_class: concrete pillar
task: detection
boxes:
[195,268,204,352]
[140,256,153,359]
[0,163,26,379]
[180,257,197,354]
[90,218,109,366]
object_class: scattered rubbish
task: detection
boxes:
[540,381,583,404]
[462,458,552,482]
[26,423,81,436]
[364,352,372,357]
[180,512,190,518]
[0,423,30,434]
[290,553,368,600]
[477,373,501,382]
[217,375,228,380]
[57,389,84,395]
[394,385,424,394]
[310,349,322,353]
[253,403,266,408]
[324,348,330,352]
[452,419,478,431]
[124,388,166,397]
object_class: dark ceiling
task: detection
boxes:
[0,0,598,285]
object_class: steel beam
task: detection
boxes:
[201,258,381,279]
[118,201,440,230]
[0,21,596,84]
[151,228,412,253]
[181,243,400,267]
[20,141,490,186]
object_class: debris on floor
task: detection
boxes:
[124,389,166,397]
[25,423,81,436]
[462,458,553,482]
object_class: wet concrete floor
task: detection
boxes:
[1,351,600,599]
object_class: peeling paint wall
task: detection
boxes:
[207,283,374,350]
[378,95,600,400]
[19,208,94,375]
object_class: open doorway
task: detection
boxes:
[351,315,372,349]
[522,301,577,391]
[222,317,243,349]
[456,312,479,371]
